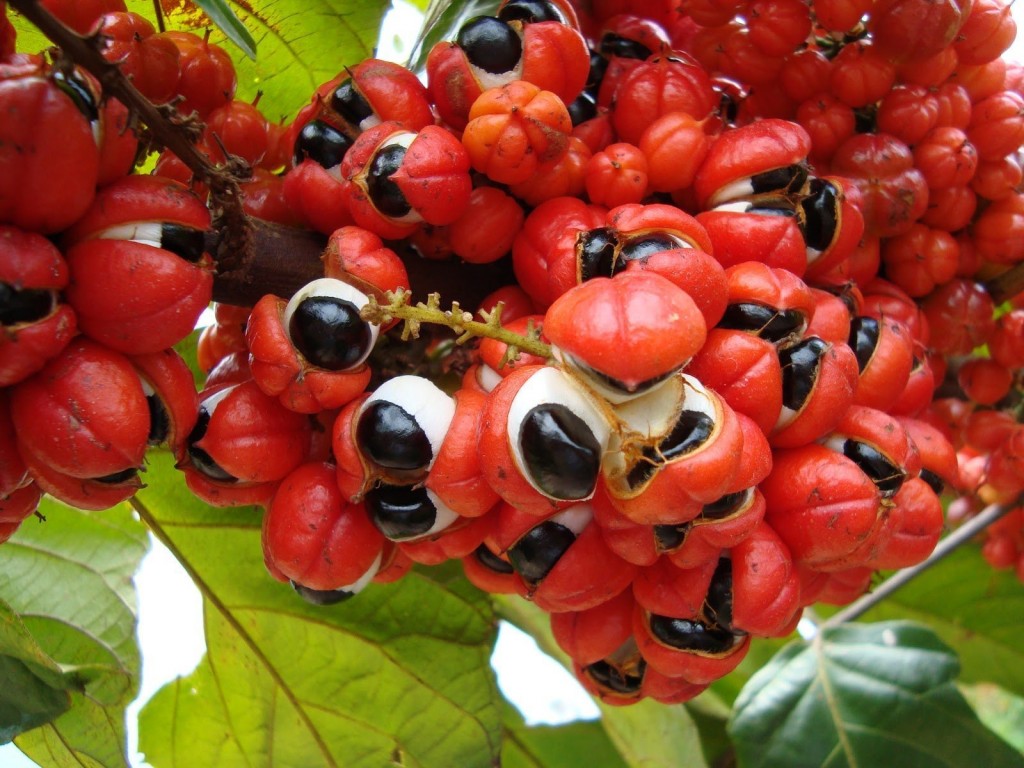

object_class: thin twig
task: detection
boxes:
[819,498,1020,631]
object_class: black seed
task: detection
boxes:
[330,78,374,127]
[717,303,805,343]
[291,580,356,605]
[704,558,734,630]
[93,467,138,485]
[146,393,170,446]
[186,407,237,483]
[702,490,750,521]
[626,409,715,489]
[519,403,602,500]
[653,523,689,552]
[357,400,433,471]
[585,50,608,93]
[474,544,515,574]
[648,614,737,653]
[578,227,621,281]
[798,178,839,254]
[620,234,679,263]
[458,16,522,75]
[848,316,879,373]
[365,484,437,540]
[842,440,905,497]
[749,163,808,196]
[367,144,411,218]
[0,283,53,325]
[159,223,206,263]
[294,120,352,169]
[52,69,99,124]
[498,0,562,24]
[569,354,679,396]
[289,295,372,371]
[507,520,576,585]
[780,337,827,412]
[599,33,652,60]
[585,658,646,695]
[567,90,597,126]
[920,468,944,496]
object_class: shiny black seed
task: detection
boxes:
[702,490,750,521]
[704,558,734,630]
[507,520,576,585]
[519,403,602,500]
[849,316,879,373]
[330,78,374,127]
[799,178,839,254]
[291,581,356,605]
[160,223,206,263]
[93,467,138,485]
[367,144,411,218]
[475,544,515,574]
[653,523,689,552]
[780,337,827,412]
[186,407,237,483]
[458,16,522,75]
[289,295,372,371]
[52,69,99,124]
[0,284,53,325]
[585,658,646,695]
[585,50,608,92]
[843,440,905,497]
[648,614,736,653]
[920,469,944,496]
[357,400,432,471]
[620,234,679,263]
[294,120,352,169]
[749,163,808,196]
[718,303,805,343]
[626,409,715,488]
[146,393,170,446]
[567,90,597,126]
[578,227,621,281]
[599,33,652,60]
[365,484,437,540]
[498,0,562,23]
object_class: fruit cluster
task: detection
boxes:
[2,0,1023,706]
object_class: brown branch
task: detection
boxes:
[984,262,1024,306]
[8,0,251,272]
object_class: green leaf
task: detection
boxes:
[135,450,502,768]
[193,0,258,59]
[501,704,627,768]
[961,683,1024,754]
[494,595,709,768]
[849,547,1024,698]
[729,621,1024,768]
[0,499,148,766]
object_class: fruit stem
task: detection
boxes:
[817,496,1021,632]
[361,289,552,364]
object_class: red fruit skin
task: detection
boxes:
[337,58,434,133]
[865,477,944,569]
[158,31,236,119]
[0,390,29,498]
[851,317,916,412]
[730,521,802,637]
[426,389,501,519]
[551,588,635,664]
[11,338,149,480]
[398,511,495,566]
[65,239,213,355]
[694,118,811,210]
[262,462,384,591]
[281,160,355,236]
[0,67,100,233]
[245,294,372,414]
[633,603,751,683]
[697,206,809,276]
[97,97,140,186]
[762,444,885,571]
[0,226,77,387]
[544,272,707,392]
[95,12,180,104]
[448,187,525,265]
[131,348,200,461]
[724,261,817,345]
[392,125,473,225]
[38,0,126,34]
[611,55,717,146]
[0,483,42,536]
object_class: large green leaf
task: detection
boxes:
[848,547,1024,698]
[134,450,502,768]
[729,621,1024,768]
[501,704,627,768]
[495,596,709,768]
[961,683,1024,754]
[0,499,148,766]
